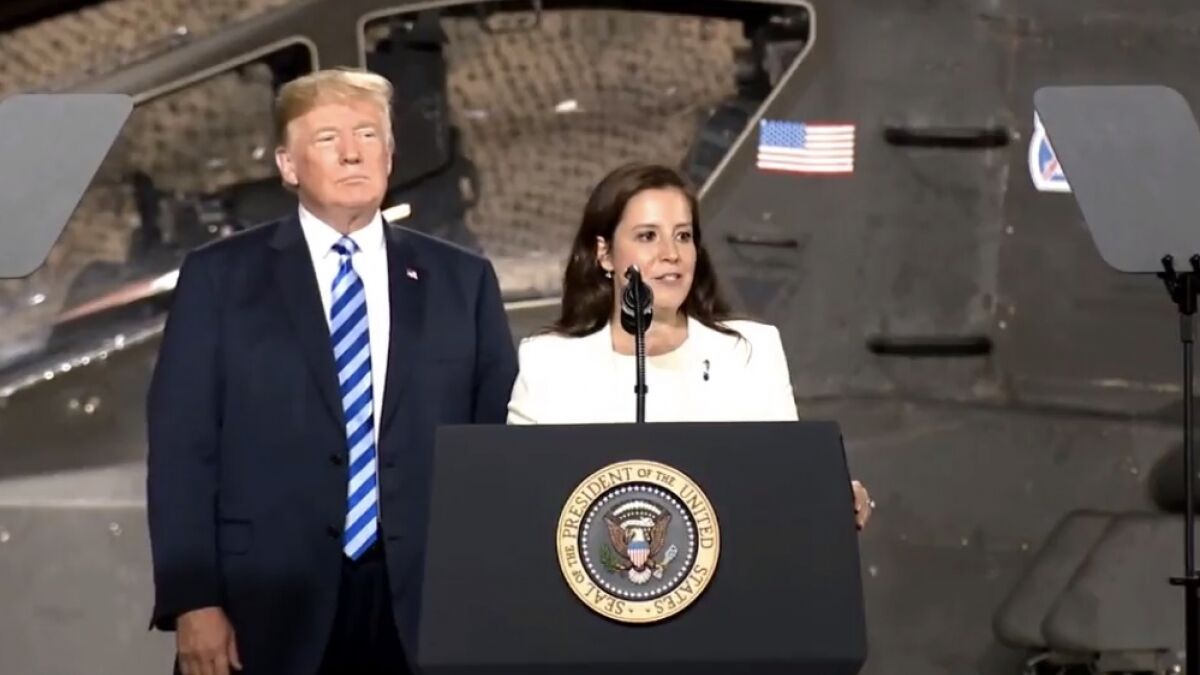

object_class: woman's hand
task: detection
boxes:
[852,480,874,530]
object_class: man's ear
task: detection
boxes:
[275,146,298,187]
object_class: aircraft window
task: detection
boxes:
[360,2,810,301]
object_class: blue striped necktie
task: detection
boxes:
[330,236,378,559]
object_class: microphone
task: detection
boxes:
[620,266,654,335]
[619,266,652,423]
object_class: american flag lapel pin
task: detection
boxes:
[406,268,419,281]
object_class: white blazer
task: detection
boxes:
[506,317,799,424]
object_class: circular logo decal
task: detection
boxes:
[556,460,720,623]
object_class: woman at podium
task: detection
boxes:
[505,162,872,528]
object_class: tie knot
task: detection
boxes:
[331,237,359,259]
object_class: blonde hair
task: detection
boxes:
[273,68,394,148]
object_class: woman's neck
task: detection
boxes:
[609,309,688,356]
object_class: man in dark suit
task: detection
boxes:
[146,68,517,675]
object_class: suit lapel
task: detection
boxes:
[270,216,344,426]
[380,225,425,440]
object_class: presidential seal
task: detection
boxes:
[556,460,720,624]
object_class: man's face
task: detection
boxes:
[275,97,393,215]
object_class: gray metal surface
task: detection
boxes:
[0,329,167,674]
[701,0,1008,405]
[1043,513,1193,653]
[0,507,174,675]
[993,510,1115,649]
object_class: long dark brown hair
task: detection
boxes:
[547,162,739,337]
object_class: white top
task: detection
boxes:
[507,317,799,424]
[298,205,391,444]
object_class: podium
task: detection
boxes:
[417,422,868,675]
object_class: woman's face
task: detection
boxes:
[597,187,697,318]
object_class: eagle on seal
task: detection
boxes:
[604,509,672,584]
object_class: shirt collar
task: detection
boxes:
[298,203,385,259]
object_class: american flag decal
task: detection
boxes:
[757,119,856,175]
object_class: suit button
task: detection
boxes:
[326,525,339,539]
[329,454,343,466]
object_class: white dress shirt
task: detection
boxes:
[298,205,391,445]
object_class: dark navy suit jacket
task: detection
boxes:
[146,215,517,674]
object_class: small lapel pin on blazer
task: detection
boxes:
[703,359,710,382]
[406,268,419,281]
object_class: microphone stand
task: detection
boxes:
[1161,253,1200,675]
[620,266,652,424]
[633,275,647,424]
